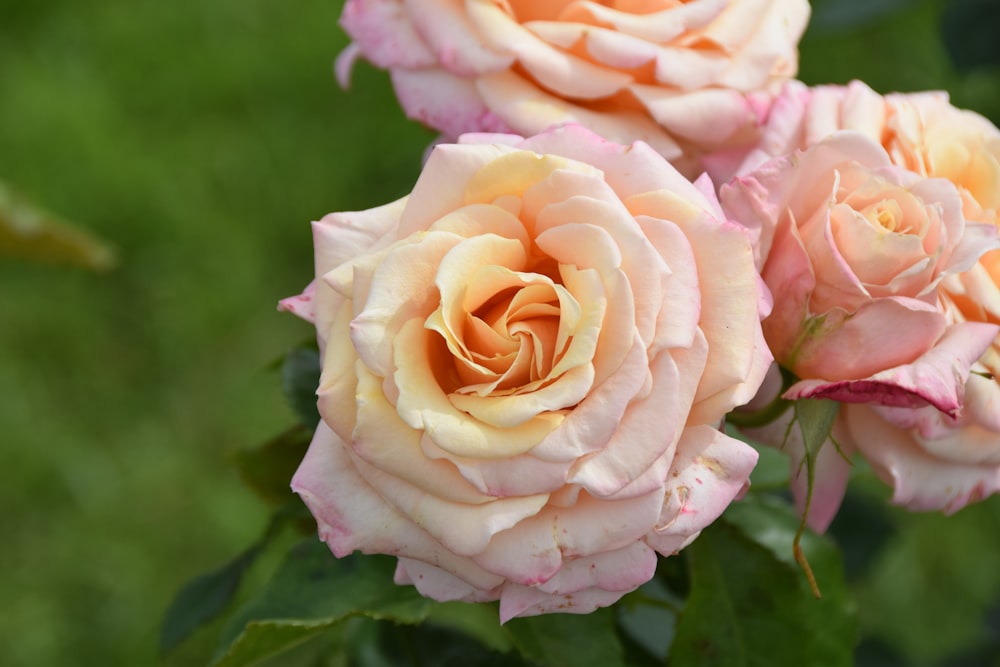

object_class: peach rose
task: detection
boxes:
[336,0,810,174]
[280,124,771,621]
[721,132,1000,416]
[708,79,1000,228]
[712,81,1000,522]
[823,254,1000,515]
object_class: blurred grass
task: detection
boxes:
[0,0,997,665]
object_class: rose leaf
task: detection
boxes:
[503,607,627,667]
[281,344,322,429]
[212,540,432,667]
[233,425,313,505]
[159,504,305,656]
[671,494,857,666]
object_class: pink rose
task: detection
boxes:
[715,82,1000,523]
[824,249,1000,516]
[721,132,1000,416]
[336,0,810,174]
[708,80,1000,228]
[280,124,771,621]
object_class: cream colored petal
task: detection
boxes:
[317,300,361,443]
[557,0,727,43]
[420,432,573,496]
[467,1,633,99]
[395,558,500,603]
[527,21,658,70]
[518,123,700,201]
[569,336,707,497]
[398,142,518,237]
[532,334,649,462]
[427,202,531,246]
[404,0,514,75]
[464,150,597,206]
[450,363,595,426]
[291,421,505,592]
[313,199,407,276]
[351,451,549,557]
[475,71,683,159]
[428,234,530,374]
[644,424,758,555]
[634,215,701,354]
[394,319,563,457]
[677,210,768,413]
[352,363,495,504]
[351,231,464,377]
[533,190,665,348]
[472,487,665,583]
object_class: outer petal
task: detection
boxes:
[785,321,999,416]
[497,542,658,622]
[843,404,1000,513]
[292,422,505,592]
[645,425,759,555]
[391,68,515,140]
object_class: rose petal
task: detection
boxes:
[785,320,999,416]
[645,424,759,554]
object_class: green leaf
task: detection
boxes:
[671,495,857,667]
[213,541,433,667]
[160,544,263,656]
[617,578,680,665]
[854,497,1000,663]
[0,180,116,270]
[282,344,322,429]
[794,398,839,463]
[159,503,305,656]
[503,607,626,667]
[234,425,313,505]
[426,601,513,653]
[367,621,528,667]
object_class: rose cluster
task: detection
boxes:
[281,0,1000,618]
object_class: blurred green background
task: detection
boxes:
[0,0,997,665]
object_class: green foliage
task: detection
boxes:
[233,426,312,506]
[0,180,115,270]
[160,544,264,656]
[854,496,1000,663]
[362,621,529,667]
[505,608,627,667]
[281,344,322,430]
[941,0,1000,71]
[213,541,433,666]
[800,0,1000,124]
[424,601,513,653]
[672,495,857,666]
[160,502,311,656]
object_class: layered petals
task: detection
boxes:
[336,0,811,175]
[720,81,1000,521]
[721,132,1000,414]
[284,124,770,620]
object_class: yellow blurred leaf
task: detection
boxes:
[0,180,116,270]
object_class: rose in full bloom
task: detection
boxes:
[335,0,810,174]
[721,131,1000,415]
[280,124,771,620]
